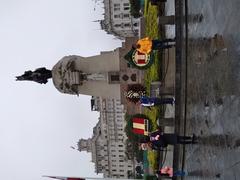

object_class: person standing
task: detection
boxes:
[139,96,175,107]
[134,37,175,54]
[140,130,197,150]
[156,166,187,178]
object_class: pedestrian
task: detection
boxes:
[139,96,175,107]
[133,37,175,54]
[156,166,187,178]
[150,130,197,146]
[140,131,197,150]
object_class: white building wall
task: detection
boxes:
[101,0,140,39]
[78,97,135,178]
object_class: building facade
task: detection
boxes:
[100,0,140,39]
[78,97,135,178]
[50,37,143,101]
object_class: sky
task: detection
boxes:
[0,0,121,180]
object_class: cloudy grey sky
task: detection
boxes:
[0,0,121,180]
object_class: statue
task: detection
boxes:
[16,67,52,84]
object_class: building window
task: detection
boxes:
[133,23,138,27]
[122,74,129,81]
[114,14,121,18]
[123,3,129,6]
[114,4,120,11]
[108,72,120,84]
[123,14,130,18]
[124,23,131,27]
[124,7,130,10]
[130,74,137,81]
[111,75,119,81]
[114,24,121,28]
[114,3,120,7]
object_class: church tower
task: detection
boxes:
[77,139,92,152]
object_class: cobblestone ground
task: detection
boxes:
[184,1,240,179]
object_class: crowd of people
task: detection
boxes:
[125,36,198,178]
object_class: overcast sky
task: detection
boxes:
[0,0,121,180]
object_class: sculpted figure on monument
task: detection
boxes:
[16,67,52,84]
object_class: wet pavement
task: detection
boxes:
[166,0,240,179]
[185,1,240,179]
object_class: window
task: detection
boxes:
[114,3,120,7]
[124,6,130,10]
[131,74,137,81]
[114,24,121,28]
[123,3,129,6]
[114,7,120,11]
[114,14,121,18]
[111,75,120,81]
[123,14,130,18]
[133,23,138,27]
[124,23,131,27]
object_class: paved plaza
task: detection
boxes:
[165,0,240,179]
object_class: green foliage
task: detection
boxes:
[144,175,158,180]
[147,151,158,170]
[124,49,155,70]
[124,113,153,162]
[142,1,162,176]
[142,1,161,130]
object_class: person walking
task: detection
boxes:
[139,96,175,107]
[150,130,197,147]
[133,37,175,54]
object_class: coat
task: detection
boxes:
[136,37,152,54]
[149,131,178,147]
